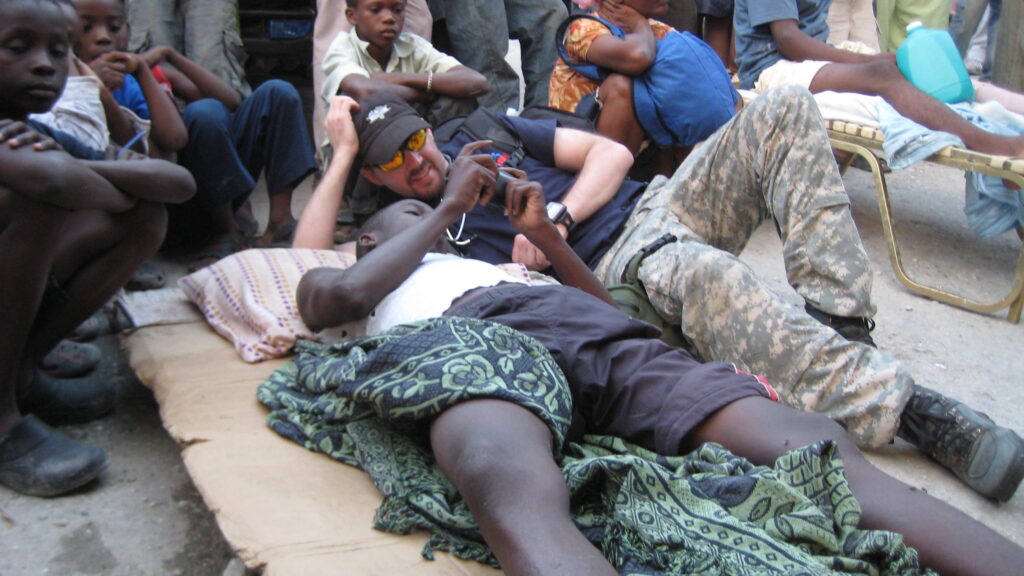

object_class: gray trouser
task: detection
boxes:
[126,0,251,97]
[595,85,912,447]
[444,0,567,112]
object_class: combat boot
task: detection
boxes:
[898,385,1024,501]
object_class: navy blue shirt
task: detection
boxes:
[27,120,105,160]
[441,115,645,270]
[734,0,833,89]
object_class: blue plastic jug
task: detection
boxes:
[896,21,974,103]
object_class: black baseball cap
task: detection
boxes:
[354,92,431,166]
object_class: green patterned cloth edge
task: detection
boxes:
[257,316,934,575]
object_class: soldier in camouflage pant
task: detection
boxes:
[125,0,251,97]
[592,85,908,448]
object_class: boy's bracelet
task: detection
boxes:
[427,70,434,94]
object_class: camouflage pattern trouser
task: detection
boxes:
[594,85,912,447]
[126,0,251,97]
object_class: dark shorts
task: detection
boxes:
[445,284,776,455]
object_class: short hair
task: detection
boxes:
[354,207,390,259]
[345,0,357,8]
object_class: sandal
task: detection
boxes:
[253,220,298,248]
[126,261,167,291]
[187,234,243,273]
[68,313,105,342]
[18,368,116,426]
[40,340,101,378]
[0,415,107,497]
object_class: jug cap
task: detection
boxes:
[906,20,924,32]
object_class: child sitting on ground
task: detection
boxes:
[72,0,317,265]
[320,0,489,156]
[549,0,740,177]
[0,0,195,498]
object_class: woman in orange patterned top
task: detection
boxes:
[550,0,738,177]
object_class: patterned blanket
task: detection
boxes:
[257,317,934,575]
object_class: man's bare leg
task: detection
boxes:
[430,399,617,576]
[683,397,1024,576]
[810,60,1024,157]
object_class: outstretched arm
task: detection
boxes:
[769,19,892,64]
[293,96,361,250]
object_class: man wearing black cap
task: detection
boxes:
[292,92,1024,502]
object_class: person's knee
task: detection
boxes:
[253,79,302,108]
[127,200,169,252]
[598,73,633,106]
[783,409,851,443]
[760,83,815,109]
[447,434,540,489]
[182,98,231,132]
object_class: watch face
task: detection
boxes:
[546,202,566,222]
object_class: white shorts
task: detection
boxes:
[754,41,878,93]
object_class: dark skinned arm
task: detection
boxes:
[119,52,188,153]
[503,176,615,307]
[297,151,496,330]
[340,66,490,103]
[374,66,490,98]
[769,19,894,64]
[340,72,423,102]
[81,158,196,204]
[580,0,656,76]
[0,138,135,212]
[97,83,143,151]
[142,46,243,109]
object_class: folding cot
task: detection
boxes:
[826,118,1024,322]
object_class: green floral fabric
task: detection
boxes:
[258,317,934,575]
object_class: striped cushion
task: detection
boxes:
[178,248,355,362]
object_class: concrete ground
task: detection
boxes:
[3,66,1023,576]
